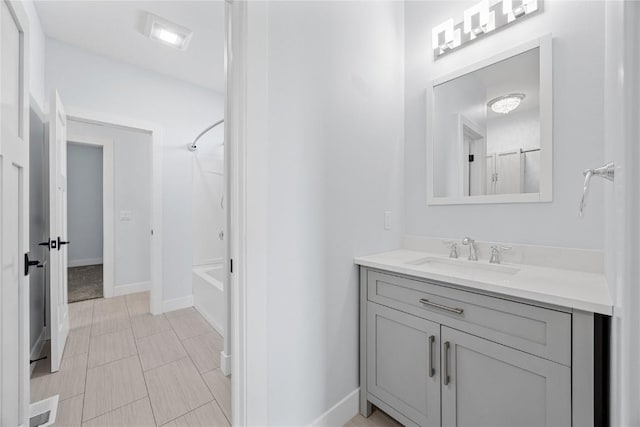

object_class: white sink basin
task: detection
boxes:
[405,256,520,276]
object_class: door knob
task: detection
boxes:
[57,236,70,250]
[24,253,41,276]
[38,239,53,250]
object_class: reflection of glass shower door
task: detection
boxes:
[496,150,522,194]
[522,149,540,193]
[486,154,496,195]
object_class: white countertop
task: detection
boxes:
[355,249,613,315]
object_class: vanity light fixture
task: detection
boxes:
[432,0,542,58]
[144,13,193,50]
[431,19,461,55]
[463,0,495,40]
[503,0,538,23]
[487,93,526,115]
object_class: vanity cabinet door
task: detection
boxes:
[367,303,440,427]
[441,327,571,427]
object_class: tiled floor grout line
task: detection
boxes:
[203,370,231,425]
[79,300,96,423]
[130,316,160,427]
[81,395,151,425]
[160,397,226,427]
[171,307,231,425]
[166,308,226,422]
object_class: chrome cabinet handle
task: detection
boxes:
[443,341,450,385]
[428,335,435,378]
[419,298,464,315]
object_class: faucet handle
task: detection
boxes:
[443,240,459,259]
[489,245,512,264]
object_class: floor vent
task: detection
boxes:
[29,410,50,427]
[29,395,58,427]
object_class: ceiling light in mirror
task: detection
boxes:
[487,93,526,114]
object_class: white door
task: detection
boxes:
[0,0,31,424]
[48,91,70,372]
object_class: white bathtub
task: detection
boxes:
[192,263,226,337]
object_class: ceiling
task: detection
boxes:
[475,48,540,118]
[34,0,225,92]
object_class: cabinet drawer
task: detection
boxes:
[366,270,571,366]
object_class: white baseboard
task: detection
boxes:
[220,351,232,376]
[193,302,225,337]
[68,258,103,268]
[113,281,151,297]
[30,328,46,375]
[310,388,359,427]
[162,294,194,313]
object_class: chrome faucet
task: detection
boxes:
[489,245,512,264]
[461,237,477,261]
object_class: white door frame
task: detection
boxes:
[65,134,114,298]
[64,107,164,315]
[227,1,269,424]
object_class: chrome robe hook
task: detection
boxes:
[579,161,615,217]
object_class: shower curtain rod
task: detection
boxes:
[187,118,224,151]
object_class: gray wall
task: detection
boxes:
[29,106,46,351]
[404,0,605,249]
[67,143,103,266]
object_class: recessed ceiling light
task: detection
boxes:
[487,93,526,115]
[144,13,193,50]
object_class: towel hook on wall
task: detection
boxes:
[579,161,615,218]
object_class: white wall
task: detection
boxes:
[68,120,152,287]
[405,0,605,249]
[261,2,405,424]
[67,143,103,266]
[45,39,224,300]
[22,0,46,110]
[486,108,539,154]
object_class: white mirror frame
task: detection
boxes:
[426,34,552,205]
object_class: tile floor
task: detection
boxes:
[345,408,402,427]
[30,292,230,427]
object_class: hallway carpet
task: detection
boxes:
[68,264,103,303]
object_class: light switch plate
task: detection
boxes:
[384,211,391,230]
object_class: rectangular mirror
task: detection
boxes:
[426,35,552,205]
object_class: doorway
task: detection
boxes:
[66,115,157,307]
[66,142,105,303]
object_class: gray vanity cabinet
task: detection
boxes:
[360,267,585,427]
[440,327,571,427]
[367,303,441,427]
